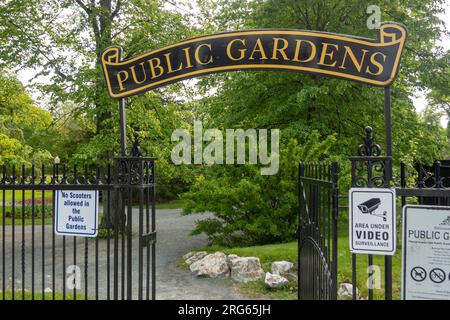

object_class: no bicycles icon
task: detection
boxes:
[410,266,449,284]
[429,268,446,284]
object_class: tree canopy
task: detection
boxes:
[0,0,448,245]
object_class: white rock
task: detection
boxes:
[185,251,208,265]
[183,251,196,261]
[264,272,289,288]
[226,254,240,268]
[337,283,359,300]
[229,257,265,283]
[44,287,52,293]
[271,261,294,276]
[190,252,229,278]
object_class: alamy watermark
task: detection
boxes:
[171,121,279,175]
[366,5,381,30]
[66,265,81,290]
[366,265,381,290]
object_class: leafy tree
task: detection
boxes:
[183,132,337,246]
[0,72,54,167]
[182,0,449,245]
[0,1,197,201]
[0,0,194,162]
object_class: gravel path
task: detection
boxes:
[0,208,248,300]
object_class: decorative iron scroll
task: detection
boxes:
[114,157,155,186]
[350,127,390,188]
[101,22,407,98]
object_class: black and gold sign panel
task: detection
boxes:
[101,22,407,98]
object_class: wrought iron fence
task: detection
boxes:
[298,162,339,300]
[0,156,156,300]
[347,127,450,300]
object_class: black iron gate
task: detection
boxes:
[298,162,339,300]
[0,153,156,300]
[347,127,450,300]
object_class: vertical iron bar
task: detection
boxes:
[41,165,45,300]
[138,187,144,300]
[384,86,393,301]
[126,187,132,300]
[84,165,89,300]
[62,165,66,300]
[352,254,357,300]
[151,162,156,300]
[107,165,111,300]
[1,166,5,300]
[73,237,77,300]
[119,98,127,156]
[12,166,15,300]
[31,165,35,300]
[52,163,56,300]
[146,184,150,300]
[21,165,25,300]
[95,167,100,300]
[113,187,119,300]
[368,255,373,300]
[400,162,406,247]
[121,190,125,300]
[351,160,356,301]
[85,238,88,300]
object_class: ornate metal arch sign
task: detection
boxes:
[101,22,407,99]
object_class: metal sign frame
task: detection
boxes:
[99,22,407,159]
[402,205,450,300]
[349,188,396,255]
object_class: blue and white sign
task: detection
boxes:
[55,190,99,237]
[349,188,396,255]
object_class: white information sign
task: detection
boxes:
[349,188,396,255]
[55,190,99,237]
[402,205,450,300]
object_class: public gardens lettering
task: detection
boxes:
[101,22,407,98]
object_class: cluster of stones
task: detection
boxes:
[182,251,296,289]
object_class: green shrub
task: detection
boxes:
[182,133,338,246]
[4,205,53,219]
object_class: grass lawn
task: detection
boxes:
[1,290,86,300]
[338,224,402,300]
[155,199,184,209]
[0,217,53,226]
[202,226,403,300]
[132,199,185,210]
[0,190,53,203]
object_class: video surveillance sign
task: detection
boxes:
[349,188,396,255]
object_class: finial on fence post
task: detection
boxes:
[358,126,382,156]
[131,131,143,157]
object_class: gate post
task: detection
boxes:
[349,126,392,300]
[114,133,156,300]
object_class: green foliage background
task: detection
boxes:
[0,0,448,245]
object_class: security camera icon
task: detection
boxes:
[357,198,386,221]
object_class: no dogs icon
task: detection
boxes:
[410,267,426,282]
